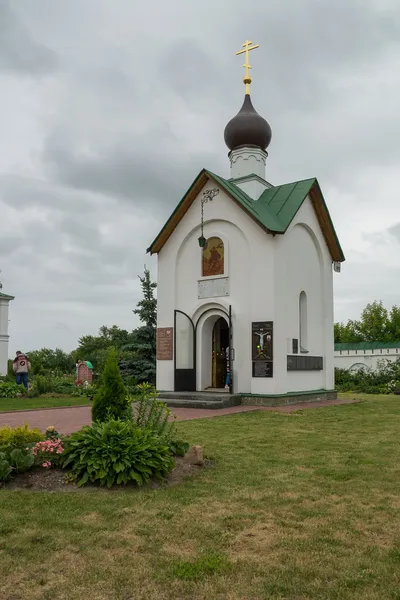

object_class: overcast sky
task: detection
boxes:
[1,0,400,354]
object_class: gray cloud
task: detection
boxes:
[0,0,57,75]
[1,0,400,353]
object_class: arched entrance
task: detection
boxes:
[174,305,232,393]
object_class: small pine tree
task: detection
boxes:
[92,348,130,422]
[123,267,157,384]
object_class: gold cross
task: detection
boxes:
[236,40,259,94]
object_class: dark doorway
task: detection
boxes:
[211,317,229,388]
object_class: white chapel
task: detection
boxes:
[148,42,345,405]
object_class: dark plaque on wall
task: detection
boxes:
[252,321,273,378]
[157,327,173,360]
[287,355,323,371]
[292,338,299,354]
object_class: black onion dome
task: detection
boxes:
[224,94,272,152]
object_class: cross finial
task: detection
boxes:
[236,40,259,94]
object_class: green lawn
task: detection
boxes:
[0,395,90,412]
[1,396,400,599]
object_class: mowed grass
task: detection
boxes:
[0,395,90,412]
[1,397,400,599]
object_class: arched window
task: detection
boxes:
[202,237,224,277]
[299,291,308,352]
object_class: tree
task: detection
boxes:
[356,301,390,342]
[92,348,130,422]
[335,300,400,343]
[122,267,157,384]
[26,348,75,375]
[75,326,132,371]
[334,321,363,343]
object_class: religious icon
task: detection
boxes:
[252,321,273,362]
[202,237,224,277]
[255,328,268,358]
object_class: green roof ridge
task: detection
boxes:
[335,342,400,351]
[147,168,344,262]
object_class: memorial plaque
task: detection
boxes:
[252,360,273,378]
[287,355,323,371]
[252,321,273,378]
[292,338,299,354]
[157,327,173,360]
[198,277,229,299]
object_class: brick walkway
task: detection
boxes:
[0,398,359,434]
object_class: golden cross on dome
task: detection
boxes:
[236,40,259,94]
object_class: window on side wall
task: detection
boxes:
[299,291,308,353]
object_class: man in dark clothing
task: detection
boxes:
[12,351,31,389]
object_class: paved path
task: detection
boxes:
[0,398,359,434]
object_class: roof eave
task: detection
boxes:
[147,168,210,255]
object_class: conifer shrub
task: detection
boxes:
[91,348,131,422]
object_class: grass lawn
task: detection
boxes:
[1,396,400,599]
[0,395,90,412]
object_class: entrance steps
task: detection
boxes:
[159,391,242,410]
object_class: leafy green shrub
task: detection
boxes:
[71,384,95,398]
[0,424,44,454]
[169,440,190,457]
[0,382,25,398]
[133,383,189,457]
[0,452,12,482]
[8,448,34,473]
[92,348,131,422]
[134,383,176,440]
[62,419,175,488]
[32,375,76,396]
[335,358,400,394]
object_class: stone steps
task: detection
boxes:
[159,391,242,410]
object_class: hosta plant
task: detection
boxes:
[62,419,175,488]
[0,452,12,482]
[9,448,34,473]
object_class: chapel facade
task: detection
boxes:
[148,42,344,402]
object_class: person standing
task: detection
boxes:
[12,350,31,389]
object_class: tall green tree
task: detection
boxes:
[356,301,390,342]
[75,326,132,371]
[26,348,75,375]
[335,300,400,343]
[122,267,157,384]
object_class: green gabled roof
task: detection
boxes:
[335,342,400,351]
[147,168,345,262]
[0,291,14,300]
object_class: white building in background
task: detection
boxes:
[0,290,14,376]
[334,342,400,372]
[147,42,345,403]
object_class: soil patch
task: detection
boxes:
[1,457,208,493]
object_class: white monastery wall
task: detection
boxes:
[334,349,400,372]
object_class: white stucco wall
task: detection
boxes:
[156,177,335,395]
[0,298,11,376]
[334,348,400,371]
[274,198,334,393]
